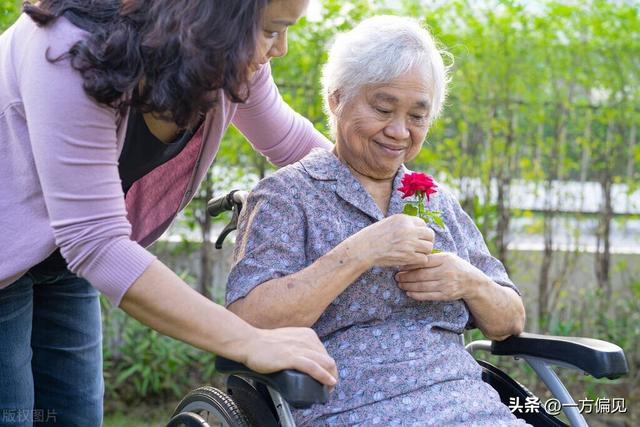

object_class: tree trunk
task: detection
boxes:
[579,107,592,213]
[495,111,517,271]
[534,123,544,170]
[548,239,580,315]
[495,175,510,271]
[595,176,613,298]
[625,123,637,217]
[199,168,214,300]
[626,122,637,182]
[459,123,476,218]
[252,153,267,180]
[594,119,614,298]
[594,178,612,298]
[537,180,554,332]
[479,107,496,240]
[537,101,568,331]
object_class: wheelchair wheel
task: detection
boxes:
[226,375,279,427]
[171,386,251,427]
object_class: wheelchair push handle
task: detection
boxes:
[207,190,249,249]
[207,190,248,217]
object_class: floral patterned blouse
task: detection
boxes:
[226,148,529,426]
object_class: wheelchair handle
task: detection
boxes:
[207,190,248,249]
[216,356,329,409]
[207,190,247,217]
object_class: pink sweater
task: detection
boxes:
[0,15,332,305]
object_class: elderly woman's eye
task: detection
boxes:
[375,107,391,114]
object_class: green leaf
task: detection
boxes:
[114,365,140,386]
[403,203,418,216]
[432,212,445,229]
[420,210,445,229]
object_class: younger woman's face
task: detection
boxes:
[250,0,310,73]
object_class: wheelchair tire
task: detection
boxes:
[226,375,280,427]
[166,411,209,427]
[171,386,251,427]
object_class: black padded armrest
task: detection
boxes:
[491,332,629,379]
[215,357,329,409]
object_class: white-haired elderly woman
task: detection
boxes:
[226,15,527,426]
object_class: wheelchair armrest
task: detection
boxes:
[215,357,329,409]
[490,332,629,379]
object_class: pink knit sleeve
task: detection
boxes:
[18,17,155,305]
[231,63,333,166]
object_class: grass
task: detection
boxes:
[103,401,178,427]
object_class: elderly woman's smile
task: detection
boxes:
[332,65,434,180]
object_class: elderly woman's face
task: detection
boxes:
[333,66,433,180]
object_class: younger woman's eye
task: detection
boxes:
[264,30,280,39]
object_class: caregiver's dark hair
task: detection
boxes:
[23,0,268,128]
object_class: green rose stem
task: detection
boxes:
[417,191,425,220]
[403,189,442,253]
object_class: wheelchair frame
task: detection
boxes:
[166,190,630,427]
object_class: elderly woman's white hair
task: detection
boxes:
[322,15,451,137]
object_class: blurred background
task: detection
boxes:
[2,0,638,425]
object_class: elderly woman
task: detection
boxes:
[226,16,527,426]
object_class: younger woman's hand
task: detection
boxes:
[242,327,338,387]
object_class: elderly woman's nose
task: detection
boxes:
[384,117,410,140]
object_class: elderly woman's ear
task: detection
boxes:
[328,91,341,114]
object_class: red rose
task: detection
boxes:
[398,172,438,200]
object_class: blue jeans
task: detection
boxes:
[0,256,103,427]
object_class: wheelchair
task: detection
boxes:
[166,190,630,427]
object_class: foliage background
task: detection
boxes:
[1,0,638,425]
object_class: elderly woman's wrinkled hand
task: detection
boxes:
[350,214,435,269]
[394,252,489,302]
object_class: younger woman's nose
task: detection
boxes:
[268,33,288,59]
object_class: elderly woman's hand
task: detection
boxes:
[395,253,526,339]
[350,214,435,269]
[394,252,487,301]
